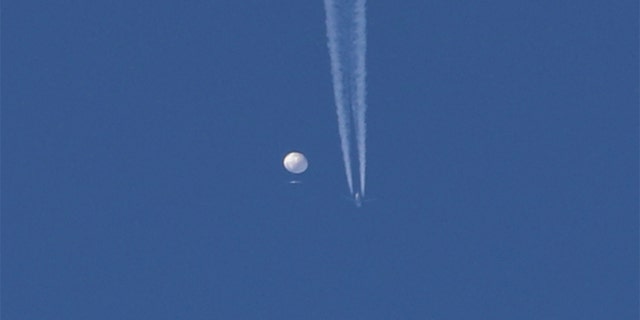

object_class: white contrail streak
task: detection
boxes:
[324,0,367,197]
[324,0,354,195]
[353,0,367,197]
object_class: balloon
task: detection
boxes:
[283,152,308,174]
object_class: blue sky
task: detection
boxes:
[3,1,638,318]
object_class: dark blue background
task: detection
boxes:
[3,1,638,318]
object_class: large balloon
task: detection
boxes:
[283,152,308,174]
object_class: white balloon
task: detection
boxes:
[283,152,308,174]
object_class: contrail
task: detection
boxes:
[324,0,367,197]
[324,0,354,195]
[353,0,367,197]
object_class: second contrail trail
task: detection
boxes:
[324,0,368,199]
[352,0,367,197]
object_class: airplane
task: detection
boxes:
[354,192,362,208]
[343,192,371,208]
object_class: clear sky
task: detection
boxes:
[3,1,638,319]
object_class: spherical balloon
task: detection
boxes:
[283,152,308,174]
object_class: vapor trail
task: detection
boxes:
[324,0,367,197]
[353,0,367,197]
[324,0,354,195]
